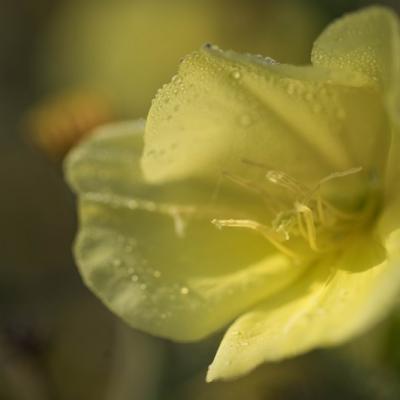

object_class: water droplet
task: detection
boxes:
[232,70,241,79]
[203,42,218,50]
[263,56,276,64]
[140,283,147,290]
[180,286,189,295]
[251,53,277,65]
[112,259,122,267]
[131,275,139,282]
[127,200,138,209]
[172,75,182,84]
[153,270,161,278]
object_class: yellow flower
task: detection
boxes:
[65,6,400,381]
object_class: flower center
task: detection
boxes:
[212,160,380,259]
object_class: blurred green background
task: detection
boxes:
[1,1,400,399]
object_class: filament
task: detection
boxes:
[212,218,299,259]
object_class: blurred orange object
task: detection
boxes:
[24,92,113,159]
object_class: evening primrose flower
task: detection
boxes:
[65,6,400,381]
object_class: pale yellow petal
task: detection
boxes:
[65,121,305,341]
[207,230,400,381]
[143,46,389,197]
[312,6,400,126]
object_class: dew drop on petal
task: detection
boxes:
[153,270,161,278]
[112,259,122,267]
[232,70,241,80]
[203,42,218,51]
[263,56,276,64]
[180,286,189,295]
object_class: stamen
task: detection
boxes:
[271,211,296,240]
[212,218,299,259]
[295,202,319,252]
[213,162,371,258]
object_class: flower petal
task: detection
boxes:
[207,231,400,381]
[65,121,306,341]
[311,6,400,126]
[143,46,389,189]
